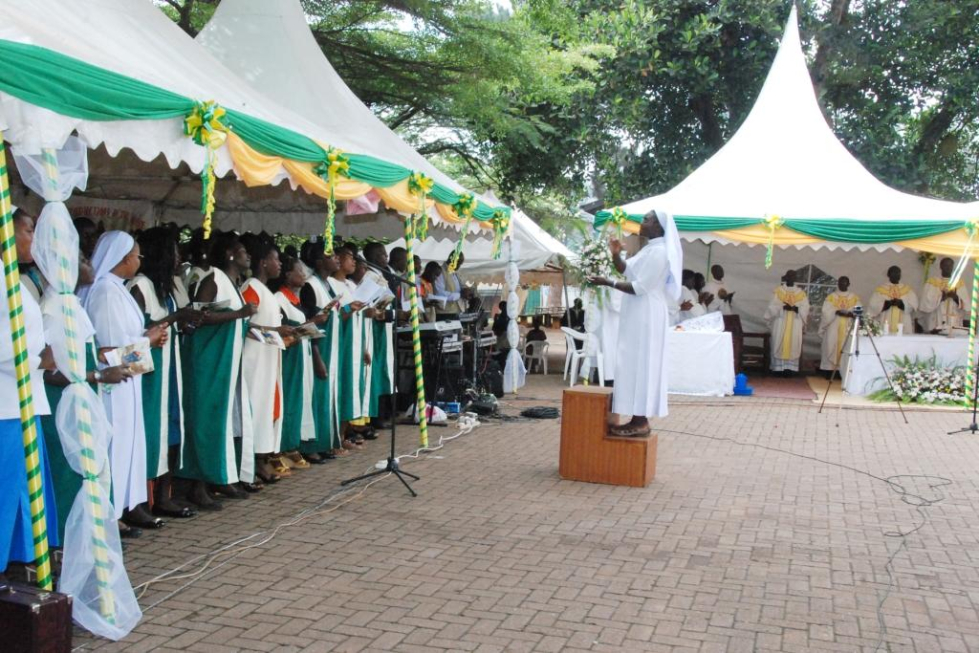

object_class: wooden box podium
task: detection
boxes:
[559,386,657,488]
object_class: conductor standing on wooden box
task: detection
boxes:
[589,209,682,437]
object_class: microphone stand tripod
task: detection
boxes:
[341,261,420,496]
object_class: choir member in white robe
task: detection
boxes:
[704,265,735,314]
[84,231,168,530]
[868,266,918,335]
[919,257,964,334]
[241,240,290,484]
[819,276,860,373]
[589,209,682,437]
[764,270,810,373]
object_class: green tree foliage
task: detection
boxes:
[159,0,978,232]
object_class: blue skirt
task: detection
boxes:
[0,417,60,569]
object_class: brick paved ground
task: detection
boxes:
[73,348,979,652]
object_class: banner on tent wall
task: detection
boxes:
[67,198,155,232]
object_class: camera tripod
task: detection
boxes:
[818,309,908,425]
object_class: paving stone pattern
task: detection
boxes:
[73,371,979,652]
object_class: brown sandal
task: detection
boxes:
[610,424,651,438]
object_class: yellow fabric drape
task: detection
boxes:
[374,179,434,215]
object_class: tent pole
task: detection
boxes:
[403,217,428,448]
[966,260,979,405]
[561,264,571,325]
[0,135,53,590]
[706,242,713,276]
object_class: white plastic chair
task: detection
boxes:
[561,327,584,381]
[522,340,549,375]
[563,327,605,387]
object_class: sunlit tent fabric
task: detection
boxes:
[388,205,575,275]
[195,0,567,272]
[594,7,978,257]
[0,0,509,228]
[197,0,493,229]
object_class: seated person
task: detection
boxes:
[526,316,547,343]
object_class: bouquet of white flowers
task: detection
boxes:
[571,231,619,307]
[870,355,967,405]
[859,318,884,337]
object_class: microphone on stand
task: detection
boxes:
[354,253,413,288]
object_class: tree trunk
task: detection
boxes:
[812,0,851,96]
[689,94,723,150]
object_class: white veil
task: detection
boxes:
[654,210,683,302]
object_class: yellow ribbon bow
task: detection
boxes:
[314,147,351,255]
[184,101,230,239]
[408,172,434,240]
[449,193,477,272]
[608,207,628,239]
[491,209,511,259]
[763,214,784,269]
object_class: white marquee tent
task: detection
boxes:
[195,0,573,273]
[620,6,978,232]
[607,7,978,362]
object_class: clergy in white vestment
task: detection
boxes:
[868,266,919,335]
[919,257,964,334]
[588,209,682,437]
[677,269,706,322]
[764,269,810,373]
[704,265,735,314]
[83,232,168,528]
[819,276,860,372]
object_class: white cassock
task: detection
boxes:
[819,290,860,371]
[919,276,964,333]
[678,286,705,322]
[703,278,732,314]
[85,272,148,518]
[598,289,622,381]
[868,283,918,335]
[764,285,809,372]
[612,239,670,418]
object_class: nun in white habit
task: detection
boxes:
[589,209,681,437]
[83,232,167,531]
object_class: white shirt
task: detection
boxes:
[0,277,50,419]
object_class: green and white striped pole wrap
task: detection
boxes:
[965,260,979,406]
[0,134,53,590]
[41,148,116,622]
[403,216,429,448]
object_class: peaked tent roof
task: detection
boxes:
[196,0,573,271]
[597,7,977,256]
[197,0,464,200]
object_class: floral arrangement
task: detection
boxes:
[571,231,618,306]
[869,355,967,405]
[858,318,884,337]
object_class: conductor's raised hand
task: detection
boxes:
[608,238,623,257]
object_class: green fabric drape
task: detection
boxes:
[0,40,511,219]
[594,209,968,243]
[785,219,964,243]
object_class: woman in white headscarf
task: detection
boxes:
[83,231,168,536]
[590,209,682,436]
